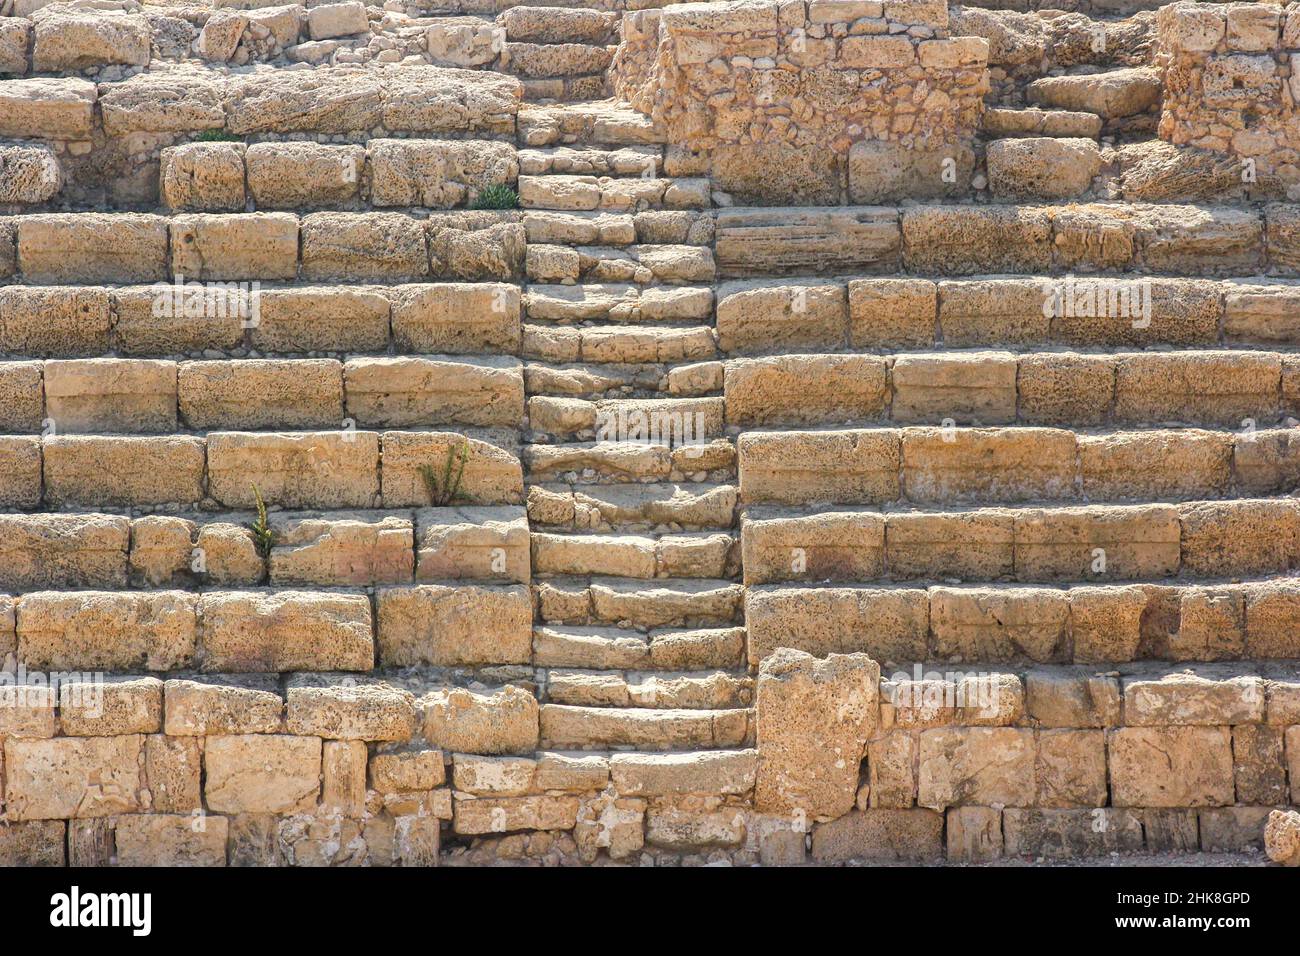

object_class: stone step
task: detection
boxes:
[525,209,715,246]
[746,580,1300,666]
[538,703,751,750]
[542,668,754,708]
[523,438,735,484]
[1026,67,1162,121]
[531,530,737,579]
[518,174,709,213]
[518,100,663,148]
[499,6,621,45]
[524,283,714,323]
[527,481,738,531]
[532,623,746,670]
[983,108,1104,139]
[519,145,662,177]
[524,356,722,396]
[737,426,1300,507]
[527,243,716,285]
[534,576,745,628]
[0,428,524,510]
[721,349,1299,428]
[739,498,1300,586]
[501,41,614,82]
[528,395,725,441]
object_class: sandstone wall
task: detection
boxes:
[1158,1,1300,196]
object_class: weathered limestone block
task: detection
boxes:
[428,211,526,281]
[1244,581,1300,658]
[1003,808,1143,858]
[0,435,40,509]
[344,355,523,429]
[115,814,228,867]
[848,278,937,349]
[252,287,391,354]
[370,139,518,208]
[738,429,900,505]
[179,360,343,430]
[454,795,581,835]
[1080,430,1232,500]
[421,684,539,755]
[715,207,900,278]
[610,750,757,796]
[755,648,879,821]
[3,735,145,820]
[161,142,247,213]
[376,583,532,666]
[1179,499,1299,577]
[886,511,1014,580]
[810,809,944,862]
[391,283,521,354]
[1113,351,1279,426]
[301,211,431,280]
[171,213,300,282]
[715,280,847,355]
[937,278,1049,347]
[0,513,127,591]
[370,748,446,792]
[742,511,883,585]
[0,821,65,865]
[1108,726,1234,807]
[204,734,322,814]
[197,10,247,63]
[930,586,1068,663]
[246,142,364,209]
[287,675,417,742]
[891,351,1018,424]
[452,754,537,796]
[30,8,150,71]
[1013,504,1181,581]
[1265,809,1300,866]
[1067,585,1146,663]
[848,141,975,203]
[918,727,1035,809]
[1133,205,1264,276]
[308,1,368,40]
[0,668,55,738]
[378,65,520,137]
[986,137,1101,200]
[224,66,382,134]
[44,358,177,434]
[144,734,202,813]
[414,506,530,583]
[946,806,1003,863]
[58,676,163,737]
[901,427,1075,503]
[425,16,498,67]
[0,286,111,357]
[1233,725,1288,805]
[0,77,95,139]
[380,430,523,507]
[1024,669,1121,728]
[18,213,167,283]
[207,431,381,509]
[745,585,928,664]
[1123,672,1264,726]
[1224,284,1300,345]
[268,511,413,586]
[110,284,243,357]
[901,206,1052,275]
[1017,354,1114,426]
[200,590,374,672]
[98,71,225,137]
[0,142,62,204]
[164,676,284,736]
[1199,807,1272,852]
[43,435,205,508]
[0,17,31,76]
[725,354,886,426]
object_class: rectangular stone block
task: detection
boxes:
[179,359,344,430]
[4,735,145,820]
[200,590,374,672]
[17,590,197,671]
[930,586,1068,663]
[745,585,928,664]
[251,287,391,354]
[742,512,884,585]
[269,511,414,586]
[390,283,521,354]
[1114,351,1280,426]
[715,280,847,354]
[286,675,417,742]
[1024,668,1121,728]
[207,431,381,509]
[0,361,42,433]
[170,212,300,282]
[0,77,96,139]
[1012,504,1180,581]
[738,429,900,505]
[1123,672,1264,726]
[114,814,228,866]
[715,207,901,278]
[58,675,163,736]
[1179,498,1299,577]
[1003,808,1143,858]
[204,734,322,814]
[0,286,111,357]
[454,795,581,835]
[918,727,1036,809]
[1016,353,1115,426]
[246,142,364,209]
[1108,726,1234,807]
[901,205,1052,274]
[886,511,1014,579]
[0,513,128,591]
[376,583,533,666]
[0,436,40,509]
[111,285,244,356]
[163,676,284,736]
[380,430,523,507]
[938,278,1050,346]
[414,506,530,583]
[725,354,886,426]
[1080,430,1232,500]
[848,277,936,348]
[810,809,943,862]
[902,427,1075,503]
[301,212,428,280]
[43,435,205,508]
[890,352,1017,424]
[43,358,177,434]
[344,355,523,428]
[18,213,167,283]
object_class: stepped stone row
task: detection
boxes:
[3,583,531,669]
[747,578,1300,664]
[741,498,1300,583]
[0,429,523,509]
[0,281,521,356]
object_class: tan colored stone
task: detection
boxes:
[199,590,374,672]
[204,734,322,814]
[376,583,532,666]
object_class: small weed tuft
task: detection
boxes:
[419,439,470,507]
[469,184,519,210]
[193,129,243,143]
[250,484,274,558]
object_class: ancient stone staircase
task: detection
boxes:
[0,0,1298,868]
